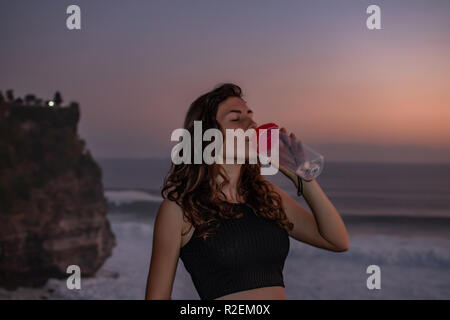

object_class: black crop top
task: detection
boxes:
[179,203,290,300]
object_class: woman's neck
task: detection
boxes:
[216,163,243,202]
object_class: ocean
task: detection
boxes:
[1,159,449,299]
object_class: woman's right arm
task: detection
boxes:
[145,198,184,299]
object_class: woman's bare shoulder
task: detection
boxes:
[155,198,185,230]
[158,197,182,214]
[157,198,193,243]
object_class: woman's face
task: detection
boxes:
[215,96,258,162]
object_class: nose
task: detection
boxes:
[247,119,257,130]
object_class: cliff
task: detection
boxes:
[0,97,116,290]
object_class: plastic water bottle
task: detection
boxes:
[255,122,324,182]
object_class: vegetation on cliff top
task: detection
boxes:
[0,89,103,213]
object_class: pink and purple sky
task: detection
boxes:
[1,0,449,163]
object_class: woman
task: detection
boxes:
[145,83,349,300]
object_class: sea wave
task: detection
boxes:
[289,234,450,268]
[104,189,162,205]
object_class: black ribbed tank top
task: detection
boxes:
[179,203,290,300]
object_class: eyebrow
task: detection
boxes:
[228,109,253,114]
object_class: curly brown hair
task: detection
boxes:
[161,83,293,242]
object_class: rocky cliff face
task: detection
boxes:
[0,100,116,290]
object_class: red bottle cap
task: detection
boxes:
[255,122,279,152]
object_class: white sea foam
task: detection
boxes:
[104,190,162,205]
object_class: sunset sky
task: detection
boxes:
[1,0,449,163]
